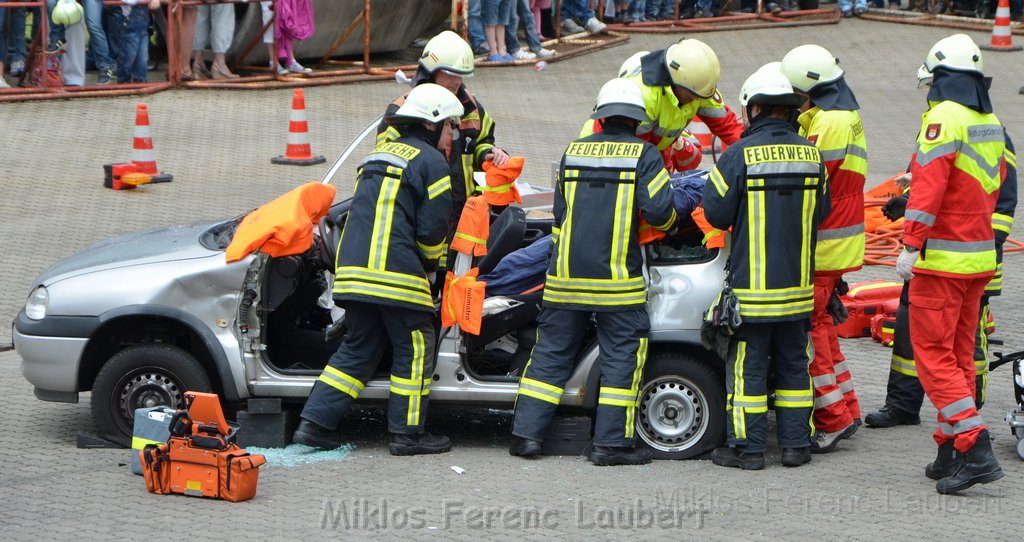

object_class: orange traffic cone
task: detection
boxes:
[272,88,326,166]
[981,0,1022,52]
[130,104,173,183]
[685,117,720,153]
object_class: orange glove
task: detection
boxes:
[672,137,702,172]
[481,157,525,206]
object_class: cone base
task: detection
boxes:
[272,155,327,166]
[150,173,174,183]
[980,44,1022,51]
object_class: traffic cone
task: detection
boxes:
[272,88,326,166]
[981,0,1022,52]
[685,117,720,153]
[130,104,173,183]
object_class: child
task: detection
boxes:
[115,0,161,83]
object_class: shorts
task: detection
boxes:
[482,0,514,25]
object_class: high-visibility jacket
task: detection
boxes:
[798,106,867,275]
[987,132,1017,295]
[906,101,1006,279]
[619,49,744,152]
[334,133,452,311]
[703,118,830,322]
[545,123,677,311]
[379,84,499,224]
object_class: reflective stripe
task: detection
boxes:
[426,176,451,200]
[953,415,985,434]
[814,389,844,409]
[992,213,1014,234]
[733,394,768,412]
[598,386,639,407]
[937,422,955,436]
[915,141,959,167]
[812,374,836,388]
[891,354,917,377]
[927,239,994,253]
[733,342,747,439]
[833,360,850,375]
[697,106,726,118]
[957,143,1004,186]
[746,161,821,176]
[517,376,564,405]
[610,183,632,281]
[817,223,864,241]
[369,177,401,270]
[319,366,365,399]
[904,209,936,227]
[708,167,728,197]
[360,151,410,170]
[648,169,671,196]
[939,396,975,419]
[626,338,648,439]
[820,144,868,163]
[775,389,814,408]
[417,240,445,260]
[564,155,641,169]
[132,436,164,450]
[838,379,855,394]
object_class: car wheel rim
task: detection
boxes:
[113,368,185,434]
[637,375,709,453]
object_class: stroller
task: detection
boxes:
[993,350,1024,459]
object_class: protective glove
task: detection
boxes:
[672,137,703,172]
[882,195,909,221]
[896,247,918,281]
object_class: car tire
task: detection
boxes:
[91,344,212,447]
[636,351,725,459]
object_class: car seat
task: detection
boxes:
[476,206,526,276]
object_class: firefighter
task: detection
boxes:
[899,34,1005,494]
[293,84,462,455]
[592,40,743,173]
[509,78,677,466]
[780,44,867,453]
[704,64,829,470]
[865,132,1015,429]
[378,30,510,230]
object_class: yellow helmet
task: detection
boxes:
[780,44,843,93]
[920,33,983,79]
[419,30,476,76]
[393,83,465,124]
[664,39,720,98]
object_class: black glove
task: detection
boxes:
[882,195,908,221]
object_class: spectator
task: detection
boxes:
[529,0,550,39]
[115,0,160,83]
[646,0,677,20]
[192,2,238,79]
[628,0,647,22]
[838,0,868,16]
[83,0,116,83]
[561,0,606,34]
[4,2,28,78]
[483,0,513,61]
[468,0,488,54]
[174,1,199,80]
[0,7,8,88]
[262,0,315,74]
[505,0,555,60]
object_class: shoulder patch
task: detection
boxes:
[807,135,819,145]
[925,123,942,141]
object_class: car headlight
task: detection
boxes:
[25,286,49,320]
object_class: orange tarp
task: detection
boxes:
[225,182,337,263]
[482,157,524,206]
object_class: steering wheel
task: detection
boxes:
[317,214,339,270]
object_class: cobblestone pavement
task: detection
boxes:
[1,18,1023,541]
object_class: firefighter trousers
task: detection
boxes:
[512,308,650,447]
[300,301,436,435]
[909,274,990,452]
[810,274,860,432]
[883,283,990,416]
[725,320,814,453]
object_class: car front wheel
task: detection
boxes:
[91,344,212,446]
[636,351,725,459]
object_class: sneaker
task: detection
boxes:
[0,76,9,89]
[781,447,813,467]
[584,16,607,33]
[292,419,343,450]
[271,61,288,76]
[561,17,585,33]
[46,39,66,55]
[767,2,783,14]
[841,9,854,16]
[588,445,653,466]
[472,43,490,55]
[10,59,25,76]
[711,446,765,470]
[287,60,312,74]
[810,422,858,454]
[486,53,507,62]
[511,49,537,61]
[97,67,115,85]
[509,437,543,458]
[389,432,452,456]
[533,48,556,59]
[854,5,868,15]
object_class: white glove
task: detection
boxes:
[896,248,919,280]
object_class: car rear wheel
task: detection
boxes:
[636,351,725,459]
[91,344,212,446]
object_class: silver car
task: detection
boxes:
[15,126,728,459]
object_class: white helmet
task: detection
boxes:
[591,78,650,122]
[393,83,465,124]
[780,44,843,93]
[738,63,806,108]
[920,33,983,79]
[618,50,649,78]
[419,30,475,76]
[664,39,720,98]
[51,0,84,26]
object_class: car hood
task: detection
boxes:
[37,221,223,284]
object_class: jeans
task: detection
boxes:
[630,0,647,19]
[561,0,595,20]
[468,0,485,50]
[44,0,111,68]
[646,0,677,18]
[4,5,28,64]
[839,0,867,12]
[505,0,542,53]
[113,7,149,83]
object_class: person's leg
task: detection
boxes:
[192,4,210,76]
[8,6,27,70]
[209,3,237,77]
[772,319,815,454]
[723,323,770,453]
[0,8,7,86]
[504,7,522,54]
[113,8,131,83]
[44,0,65,50]
[130,8,149,82]
[972,294,991,409]
[176,6,197,78]
[809,275,854,432]
[468,0,487,53]
[380,307,437,435]
[591,310,649,447]
[83,0,112,70]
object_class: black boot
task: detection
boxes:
[389,432,452,456]
[781,447,812,467]
[924,441,957,480]
[588,445,654,466]
[509,437,543,458]
[936,430,1004,494]
[292,419,343,450]
[711,446,765,470]
[864,405,920,428]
